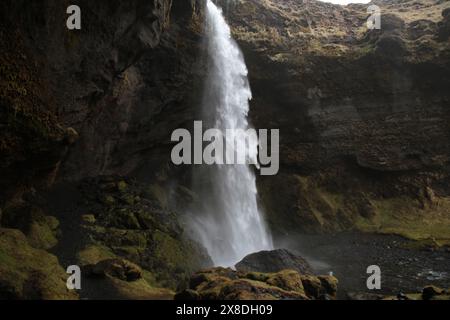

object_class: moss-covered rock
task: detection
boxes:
[265,270,305,294]
[179,267,338,300]
[85,258,142,281]
[0,228,78,299]
[76,176,212,290]
[1,204,59,250]
[80,257,174,300]
[77,244,117,266]
[422,285,446,300]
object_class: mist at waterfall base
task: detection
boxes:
[186,0,273,267]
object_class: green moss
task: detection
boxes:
[265,270,305,294]
[1,205,59,250]
[102,195,116,205]
[105,209,141,229]
[244,272,270,282]
[153,230,187,269]
[27,220,58,250]
[0,228,78,299]
[142,270,158,287]
[106,277,174,300]
[112,246,143,262]
[0,249,19,270]
[81,214,96,224]
[274,173,450,246]
[355,196,450,245]
[78,176,211,291]
[77,244,116,265]
[117,181,128,192]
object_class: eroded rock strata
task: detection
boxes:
[227,0,450,240]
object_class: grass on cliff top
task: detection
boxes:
[383,0,450,23]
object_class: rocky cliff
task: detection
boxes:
[0,0,211,299]
[1,0,450,299]
[225,0,450,241]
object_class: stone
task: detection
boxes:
[299,275,323,299]
[180,267,338,300]
[174,289,201,300]
[422,285,445,300]
[81,214,96,224]
[318,275,339,298]
[117,181,128,192]
[87,258,142,281]
[65,127,79,145]
[235,249,313,275]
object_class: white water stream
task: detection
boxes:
[189,0,272,267]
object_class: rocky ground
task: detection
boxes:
[175,267,338,300]
[280,232,450,298]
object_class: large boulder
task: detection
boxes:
[85,258,142,282]
[235,249,313,275]
[82,257,174,300]
[176,267,338,300]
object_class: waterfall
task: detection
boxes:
[188,0,272,267]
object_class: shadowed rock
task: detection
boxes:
[235,249,313,275]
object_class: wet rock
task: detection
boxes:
[64,127,79,145]
[179,267,338,300]
[86,258,142,281]
[174,289,201,301]
[375,35,407,57]
[235,249,313,275]
[422,285,445,300]
[81,214,96,224]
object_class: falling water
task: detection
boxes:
[189,0,272,267]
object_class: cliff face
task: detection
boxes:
[0,0,211,299]
[225,0,450,239]
[1,0,207,198]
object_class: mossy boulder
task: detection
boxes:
[265,270,305,294]
[422,285,446,300]
[81,257,174,300]
[178,267,338,300]
[77,244,116,266]
[0,228,78,299]
[1,204,59,250]
[85,258,142,281]
[102,277,174,300]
